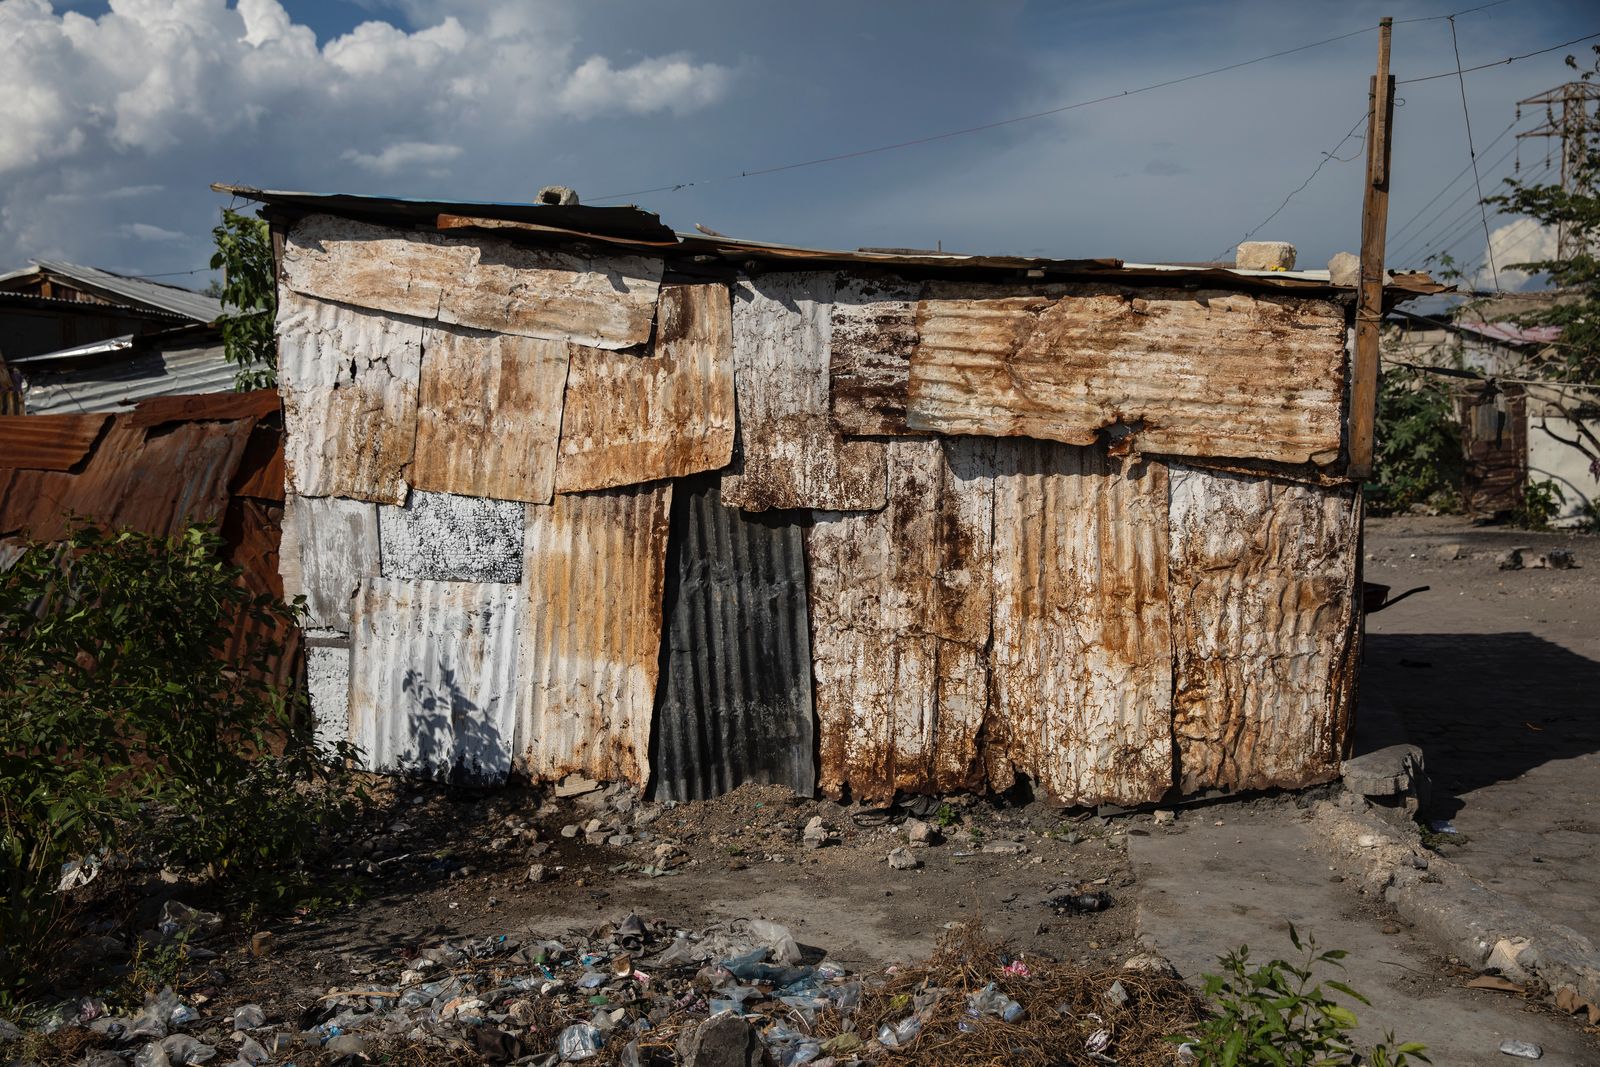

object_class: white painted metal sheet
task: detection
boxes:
[808,437,994,804]
[515,482,673,787]
[347,577,522,782]
[275,291,423,503]
[987,440,1174,805]
[411,325,571,503]
[378,490,525,583]
[829,274,924,436]
[721,274,886,511]
[907,282,1347,466]
[1167,464,1360,793]
[282,214,662,350]
[278,493,381,631]
[555,283,736,493]
[305,639,351,756]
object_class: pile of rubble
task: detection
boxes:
[8,911,1198,1067]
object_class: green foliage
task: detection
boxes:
[209,207,277,391]
[1366,365,1463,516]
[1179,926,1428,1066]
[934,803,959,829]
[0,524,363,1001]
[1513,478,1566,530]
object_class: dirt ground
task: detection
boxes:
[1363,516,1600,948]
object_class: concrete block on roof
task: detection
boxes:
[1236,241,1297,271]
[1328,252,1360,287]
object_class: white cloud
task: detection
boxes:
[0,0,734,270]
[1472,219,1558,291]
[343,141,463,175]
[117,222,188,242]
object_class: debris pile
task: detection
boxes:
[9,920,1199,1066]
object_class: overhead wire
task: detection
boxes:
[1397,30,1600,84]
[1389,140,1539,265]
[1386,117,1517,246]
[1390,154,1538,267]
[1447,16,1500,289]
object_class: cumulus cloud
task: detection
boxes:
[0,0,734,271]
[117,222,189,242]
[1472,219,1558,291]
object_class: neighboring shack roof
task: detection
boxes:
[0,261,220,323]
[10,322,233,415]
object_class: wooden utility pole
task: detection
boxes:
[1349,16,1395,480]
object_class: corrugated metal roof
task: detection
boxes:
[515,482,673,787]
[19,343,235,415]
[1168,465,1359,793]
[0,413,110,470]
[347,577,523,782]
[651,472,814,802]
[10,261,221,322]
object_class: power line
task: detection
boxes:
[119,267,212,279]
[1386,117,1517,245]
[1210,112,1368,262]
[1390,142,1541,265]
[1398,31,1600,85]
[1448,15,1500,290]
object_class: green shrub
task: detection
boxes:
[1513,478,1565,530]
[1178,926,1428,1066]
[0,523,363,1001]
[1367,366,1463,516]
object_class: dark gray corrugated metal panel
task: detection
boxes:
[26,261,221,322]
[650,470,816,802]
[20,344,234,414]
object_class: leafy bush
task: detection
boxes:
[210,207,277,391]
[0,524,362,1000]
[1512,478,1565,531]
[1179,926,1427,1066]
[1367,366,1463,516]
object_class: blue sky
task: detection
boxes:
[2,0,1593,289]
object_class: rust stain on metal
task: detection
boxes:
[348,576,523,782]
[1167,464,1360,793]
[279,494,381,631]
[276,290,423,504]
[0,414,110,471]
[282,214,662,350]
[808,437,994,804]
[987,440,1174,806]
[721,274,886,512]
[411,325,569,503]
[907,282,1347,466]
[515,481,673,787]
[555,283,735,493]
[829,274,924,436]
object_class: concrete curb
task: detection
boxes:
[1307,797,1600,1022]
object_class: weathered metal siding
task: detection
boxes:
[907,283,1347,466]
[987,440,1174,805]
[1167,465,1360,793]
[276,291,423,503]
[0,414,110,470]
[515,482,673,786]
[281,214,662,350]
[279,494,381,630]
[411,326,570,503]
[347,577,522,782]
[828,275,922,436]
[721,274,886,511]
[651,471,815,802]
[378,490,525,583]
[808,437,994,804]
[556,283,736,493]
[305,635,351,754]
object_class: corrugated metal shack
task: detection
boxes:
[0,389,295,683]
[229,184,1441,806]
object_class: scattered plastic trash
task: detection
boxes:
[557,1021,603,1060]
[1430,820,1460,835]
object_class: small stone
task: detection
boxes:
[981,841,1027,856]
[561,823,580,839]
[905,818,940,846]
[527,864,550,883]
[887,847,922,870]
[802,816,828,849]
[1435,542,1463,561]
[1499,1039,1543,1059]
[324,1033,366,1057]
[1356,833,1383,848]
[1382,924,1400,935]
[606,834,635,847]
[1236,240,1296,271]
[1327,251,1360,287]
[1152,810,1175,826]
[1497,548,1525,571]
[1122,953,1180,979]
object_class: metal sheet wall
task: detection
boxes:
[651,472,815,802]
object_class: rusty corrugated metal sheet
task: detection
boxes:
[276,291,423,504]
[1458,383,1526,516]
[515,482,672,786]
[721,274,886,512]
[555,283,736,494]
[650,471,814,802]
[128,390,280,428]
[412,326,569,503]
[0,414,110,470]
[348,576,522,782]
[987,440,1174,806]
[906,283,1347,466]
[281,214,662,351]
[829,274,923,436]
[1168,464,1360,793]
[279,494,381,631]
[808,437,994,804]
[378,490,524,583]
